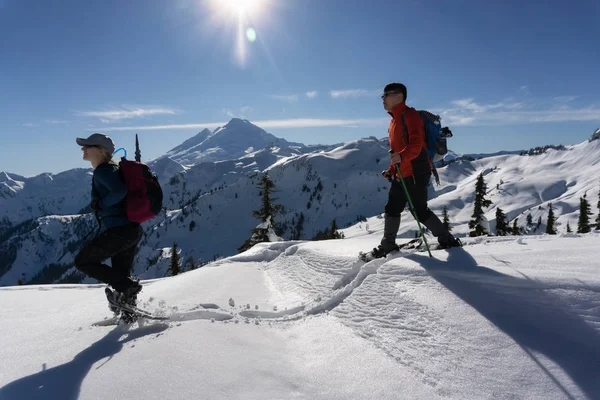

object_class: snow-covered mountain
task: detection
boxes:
[591,127,600,142]
[1,119,599,287]
[0,168,92,234]
[161,118,334,167]
[148,118,339,183]
[1,233,599,399]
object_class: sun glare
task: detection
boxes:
[218,0,262,17]
[224,0,258,15]
[203,0,275,68]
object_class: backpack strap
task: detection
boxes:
[402,109,409,146]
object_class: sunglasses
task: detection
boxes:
[82,145,100,150]
[381,91,402,99]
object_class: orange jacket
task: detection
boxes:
[388,103,430,179]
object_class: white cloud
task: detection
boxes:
[269,95,299,103]
[44,120,70,124]
[93,117,389,132]
[22,123,40,128]
[306,91,318,99]
[439,98,600,126]
[77,106,178,122]
[451,98,523,113]
[222,107,253,118]
[553,96,579,104]
[330,89,379,99]
[222,108,236,118]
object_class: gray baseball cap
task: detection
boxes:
[76,133,115,154]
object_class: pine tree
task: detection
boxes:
[536,216,542,232]
[442,206,451,232]
[577,194,592,233]
[595,185,600,230]
[495,208,508,236]
[170,242,181,276]
[238,173,284,252]
[511,219,520,235]
[184,256,196,272]
[545,203,556,235]
[253,172,284,225]
[293,212,305,240]
[526,213,533,227]
[468,173,493,237]
[566,221,572,233]
[329,219,344,239]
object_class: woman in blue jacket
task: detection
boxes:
[74,133,143,321]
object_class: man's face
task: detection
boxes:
[382,91,404,111]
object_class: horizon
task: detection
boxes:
[1,116,598,178]
[1,0,599,177]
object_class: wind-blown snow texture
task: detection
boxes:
[1,233,599,399]
[1,120,599,287]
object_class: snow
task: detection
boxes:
[1,231,600,399]
[2,119,600,295]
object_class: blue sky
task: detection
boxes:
[1,0,599,177]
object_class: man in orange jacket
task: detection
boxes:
[370,82,461,258]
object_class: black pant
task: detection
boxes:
[74,223,143,292]
[384,174,434,222]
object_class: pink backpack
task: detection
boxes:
[119,158,163,223]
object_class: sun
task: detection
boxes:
[201,0,276,68]
[220,0,260,15]
[219,0,263,17]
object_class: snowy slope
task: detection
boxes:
[1,232,599,399]
[2,120,599,287]
[0,168,91,231]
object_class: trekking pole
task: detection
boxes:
[392,160,433,258]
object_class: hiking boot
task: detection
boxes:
[118,280,142,308]
[438,235,463,250]
[370,241,400,259]
[117,280,142,324]
[105,287,120,314]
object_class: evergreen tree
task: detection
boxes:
[566,222,572,233]
[595,185,600,230]
[293,212,305,240]
[511,219,520,235]
[526,213,533,227]
[329,219,344,239]
[495,208,509,236]
[442,206,452,232]
[468,173,493,237]
[312,219,345,241]
[170,242,181,276]
[536,216,542,232]
[252,172,284,224]
[311,227,329,241]
[184,256,197,272]
[545,203,556,234]
[577,194,592,233]
[238,173,283,252]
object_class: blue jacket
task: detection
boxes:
[92,162,131,231]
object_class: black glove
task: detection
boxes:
[90,198,100,211]
[381,169,393,182]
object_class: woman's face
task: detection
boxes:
[81,145,104,163]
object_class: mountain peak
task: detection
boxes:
[166,128,213,157]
